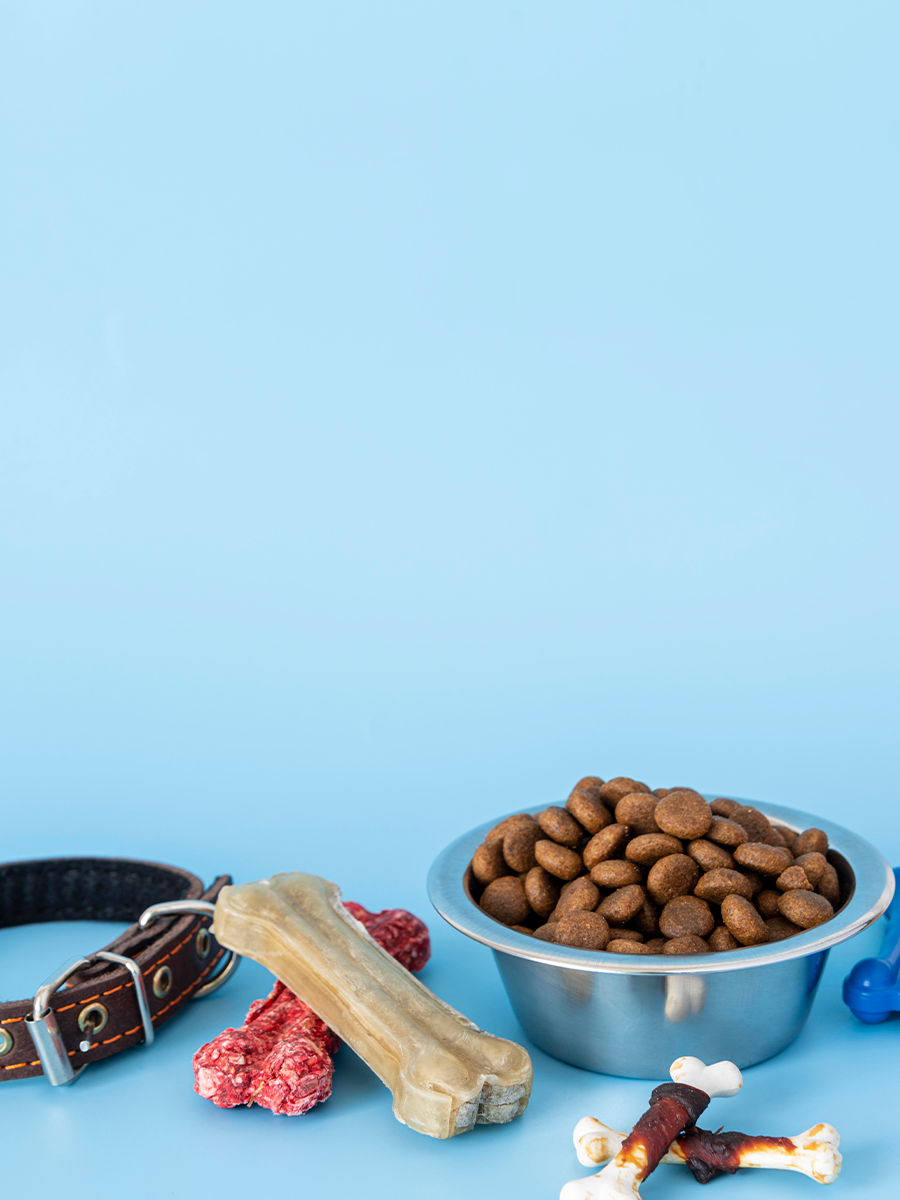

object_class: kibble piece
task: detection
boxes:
[589,859,643,889]
[566,789,613,835]
[756,890,781,918]
[609,928,644,943]
[768,827,789,849]
[686,839,736,872]
[793,851,827,887]
[710,797,740,817]
[485,813,538,844]
[653,788,671,798]
[659,895,715,939]
[599,777,651,804]
[645,937,667,953]
[597,884,646,926]
[472,841,510,885]
[730,805,775,844]
[776,865,813,893]
[583,824,630,869]
[607,939,652,955]
[552,877,600,919]
[772,824,798,849]
[480,876,531,926]
[733,842,794,877]
[778,889,834,929]
[663,935,710,955]
[647,854,701,905]
[721,894,769,945]
[554,911,611,950]
[615,793,660,835]
[633,896,661,938]
[510,925,533,936]
[706,817,749,848]
[625,833,683,865]
[533,924,558,942]
[502,823,543,872]
[655,791,713,840]
[817,863,841,907]
[537,806,583,848]
[534,839,583,881]
[694,868,755,904]
[571,776,604,797]
[742,870,764,896]
[793,828,829,857]
[708,925,740,952]
[523,866,561,918]
[765,916,802,942]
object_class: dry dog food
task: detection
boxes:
[468,774,843,955]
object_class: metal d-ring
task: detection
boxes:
[137,899,240,998]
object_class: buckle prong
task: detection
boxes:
[26,949,158,1086]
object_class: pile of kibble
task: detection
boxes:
[469,776,842,954]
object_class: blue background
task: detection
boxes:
[2,2,899,1196]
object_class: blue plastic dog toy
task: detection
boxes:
[843,867,900,1023]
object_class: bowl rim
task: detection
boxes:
[427,797,895,975]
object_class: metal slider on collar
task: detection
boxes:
[24,900,239,1086]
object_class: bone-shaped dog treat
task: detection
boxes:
[574,1117,842,1185]
[560,1058,742,1200]
[211,872,532,1139]
[194,901,429,1114]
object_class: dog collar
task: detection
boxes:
[0,856,239,1085]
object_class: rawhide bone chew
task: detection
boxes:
[211,872,533,1138]
[574,1117,842,1186]
[560,1057,743,1200]
[193,902,430,1114]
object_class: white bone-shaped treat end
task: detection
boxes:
[669,1055,743,1098]
[560,1165,642,1200]
[574,1117,621,1167]
[790,1124,842,1184]
[573,1117,688,1168]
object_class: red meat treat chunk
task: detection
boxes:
[248,1034,334,1116]
[193,900,430,1114]
[342,901,431,973]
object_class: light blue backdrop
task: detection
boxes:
[2,3,898,1197]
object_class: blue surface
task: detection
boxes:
[2,2,899,1196]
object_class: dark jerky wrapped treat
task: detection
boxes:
[562,1058,745,1199]
[561,1058,744,1200]
[573,1115,842,1186]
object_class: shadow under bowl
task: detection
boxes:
[428,798,893,1077]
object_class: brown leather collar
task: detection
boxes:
[0,856,232,1082]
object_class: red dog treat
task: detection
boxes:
[193,981,336,1113]
[194,901,430,1114]
[342,902,431,973]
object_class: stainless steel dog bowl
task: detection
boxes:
[428,799,894,1077]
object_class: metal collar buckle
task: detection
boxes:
[25,900,239,1086]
